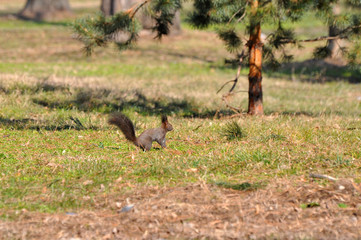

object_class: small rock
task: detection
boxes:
[120,205,134,213]
[66,212,77,216]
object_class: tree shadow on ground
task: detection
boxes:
[264,110,355,118]
[0,13,70,27]
[220,58,361,84]
[271,59,361,84]
[135,47,215,64]
[0,117,98,131]
[0,83,235,130]
[214,181,266,191]
[28,82,233,118]
[0,81,236,131]
[264,111,317,117]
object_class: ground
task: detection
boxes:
[2,179,361,239]
[0,0,360,239]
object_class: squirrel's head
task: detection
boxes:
[161,115,173,131]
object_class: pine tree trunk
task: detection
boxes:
[19,0,71,21]
[247,0,263,115]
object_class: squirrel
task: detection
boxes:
[108,113,173,151]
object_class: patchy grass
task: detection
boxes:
[0,1,360,239]
[1,95,360,212]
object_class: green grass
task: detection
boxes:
[0,61,237,78]
[0,19,71,29]
[1,111,360,212]
[0,1,360,214]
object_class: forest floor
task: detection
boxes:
[0,1,361,239]
[2,179,361,239]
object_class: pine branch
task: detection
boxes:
[237,8,248,23]
[127,0,151,18]
[149,0,182,39]
[227,2,248,24]
[217,79,237,94]
[228,8,243,24]
[281,24,361,44]
[287,35,347,43]
[73,0,182,54]
[217,27,242,53]
[222,94,242,113]
[217,48,247,94]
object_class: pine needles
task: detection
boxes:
[73,0,182,54]
[72,12,141,56]
[150,0,182,39]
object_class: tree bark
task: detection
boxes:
[247,0,263,115]
[101,0,124,17]
[327,25,341,59]
[19,0,72,21]
[326,5,342,59]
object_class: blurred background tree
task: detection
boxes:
[18,0,72,21]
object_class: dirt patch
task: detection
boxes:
[1,178,361,239]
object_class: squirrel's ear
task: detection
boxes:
[161,115,168,123]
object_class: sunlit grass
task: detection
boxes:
[0,1,360,214]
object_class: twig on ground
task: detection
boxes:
[221,113,245,119]
[222,93,241,113]
[309,173,338,182]
[192,124,203,131]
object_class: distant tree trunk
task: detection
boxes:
[101,0,181,34]
[100,0,123,17]
[327,5,342,59]
[247,0,263,115]
[327,25,341,59]
[100,0,133,43]
[19,0,72,21]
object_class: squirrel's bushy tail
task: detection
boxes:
[108,113,137,144]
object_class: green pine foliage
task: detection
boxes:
[348,42,361,67]
[73,0,182,54]
[217,27,242,53]
[73,12,141,55]
[149,0,182,38]
[73,0,360,68]
[313,46,332,59]
[188,0,213,28]
[186,0,360,68]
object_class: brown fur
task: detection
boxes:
[108,113,173,151]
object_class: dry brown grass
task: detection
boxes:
[1,178,360,239]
